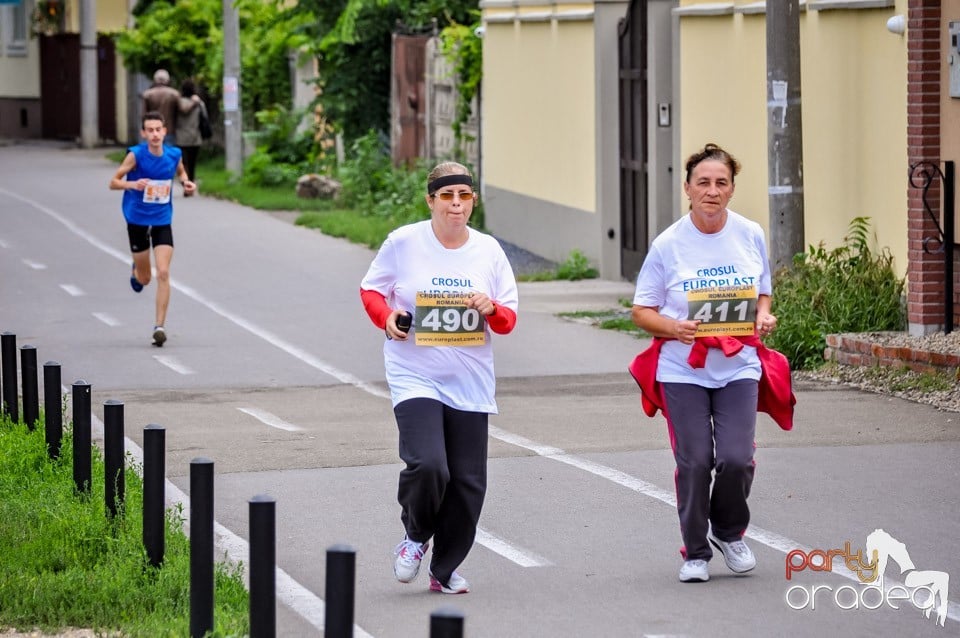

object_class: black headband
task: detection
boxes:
[428,174,473,194]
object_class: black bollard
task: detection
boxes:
[20,346,38,429]
[43,362,62,459]
[249,495,276,638]
[1,332,17,422]
[103,400,125,518]
[429,606,465,638]
[72,380,91,494]
[324,544,356,638]
[190,457,215,638]
[143,425,166,567]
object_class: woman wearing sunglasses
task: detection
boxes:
[360,161,519,594]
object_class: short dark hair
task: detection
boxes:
[684,143,741,183]
[142,111,165,127]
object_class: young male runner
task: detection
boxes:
[109,111,196,346]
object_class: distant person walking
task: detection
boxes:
[177,79,207,182]
[109,111,196,347]
[142,69,196,146]
[360,161,519,594]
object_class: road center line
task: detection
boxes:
[152,355,195,375]
[17,186,958,627]
[474,528,551,567]
[237,407,303,432]
[487,425,960,624]
[23,259,47,269]
[59,283,84,296]
[92,312,121,327]
[71,387,375,638]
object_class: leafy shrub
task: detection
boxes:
[768,216,906,370]
[556,249,599,280]
[335,130,485,229]
[242,105,328,188]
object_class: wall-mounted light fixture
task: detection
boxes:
[886,15,906,35]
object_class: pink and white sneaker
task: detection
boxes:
[429,570,470,594]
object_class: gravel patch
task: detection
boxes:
[496,237,558,276]
[796,330,960,413]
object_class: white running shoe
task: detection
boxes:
[678,559,710,582]
[429,570,470,594]
[708,533,756,573]
[393,537,428,583]
[152,326,166,347]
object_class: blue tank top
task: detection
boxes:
[121,143,182,226]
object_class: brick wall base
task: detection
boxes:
[824,332,960,378]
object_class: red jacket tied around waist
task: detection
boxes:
[628,335,796,431]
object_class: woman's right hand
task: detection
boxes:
[385,309,410,341]
[675,319,700,345]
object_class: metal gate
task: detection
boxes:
[618,0,649,281]
[390,31,431,166]
[39,33,116,142]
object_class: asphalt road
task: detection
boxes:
[1,144,958,637]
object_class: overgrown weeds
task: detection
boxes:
[0,415,248,637]
[519,249,598,281]
[767,217,906,370]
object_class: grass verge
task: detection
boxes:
[558,298,650,339]
[0,414,249,637]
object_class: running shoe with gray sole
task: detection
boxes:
[678,559,710,582]
[708,532,756,573]
[152,326,167,347]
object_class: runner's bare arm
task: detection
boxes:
[109,152,143,190]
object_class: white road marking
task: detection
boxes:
[475,527,551,567]
[488,425,960,624]
[92,312,121,327]
[71,388,374,638]
[152,355,195,375]
[0,188,390,400]
[23,259,46,269]
[237,406,303,432]
[8,187,382,636]
[19,186,959,628]
[0,238,7,248]
[59,284,84,296]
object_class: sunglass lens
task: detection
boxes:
[436,192,474,201]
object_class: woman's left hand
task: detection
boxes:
[466,293,496,316]
[757,312,777,337]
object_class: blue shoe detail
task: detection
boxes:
[130,262,143,293]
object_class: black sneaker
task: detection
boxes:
[152,326,166,347]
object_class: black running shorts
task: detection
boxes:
[127,223,174,253]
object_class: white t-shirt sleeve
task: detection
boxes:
[360,234,399,301]
[633,242,666,309]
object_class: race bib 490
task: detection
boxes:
[413,291,487,346]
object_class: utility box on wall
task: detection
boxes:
[951,21,960,98]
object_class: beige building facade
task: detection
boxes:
[480,0,958,331]
[0,0,132,143]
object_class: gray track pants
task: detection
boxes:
[661,379,758,561]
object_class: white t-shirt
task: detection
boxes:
[361,220,519,412]
[633,210,772,388]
